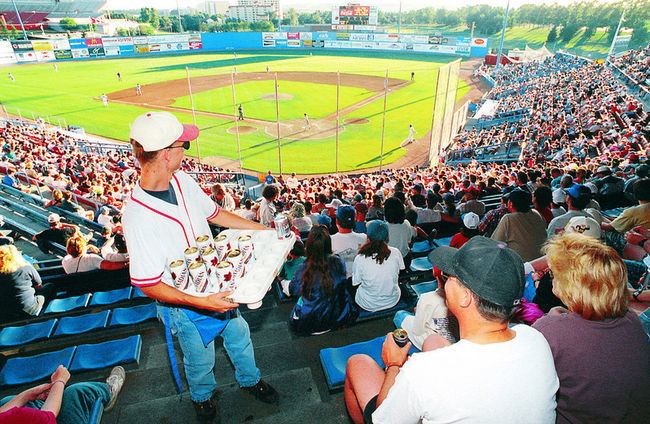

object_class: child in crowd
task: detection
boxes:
[450,212,480,248]
[279,240,306,297]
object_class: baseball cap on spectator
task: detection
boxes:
[442,193,455,203]
[353,194,363,203]
[596,165,611,175]
[564,216,601,239]
[462,212,480,229]
[583,182,598,194]
[366,220,389,242]
[130,111,199,152]
[565,184,591,200]
[336,205,355,229]
[635,164,648,178]
[552,188,567,204]
[428,236,524,307]
[317,213,331,226]
[48,213,61,224]
[326,198,343,209]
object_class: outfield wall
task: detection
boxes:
[1,32,489,65]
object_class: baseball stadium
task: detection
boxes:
[0,0,649,423]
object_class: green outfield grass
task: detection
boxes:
[173,80,376,121]
[0,50,468,173]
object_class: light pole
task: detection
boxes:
[176,0,183,33]
[495,0,511,69]
[608,7,626,56]
[397,0,402,35]
[9,0,28,40]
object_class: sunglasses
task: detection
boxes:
[166,141,190,151]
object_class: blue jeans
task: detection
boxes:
[163,306,261,403]
[393,310,413,329]
[0,382,110,424]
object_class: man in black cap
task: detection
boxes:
[344,237,559,424]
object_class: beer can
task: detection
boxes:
[237,234,253,251]
[274,213,291,240]
[392,329,409,348]
[216,260,235,290]
[189,261,210,294]
[226,248,243,265]
[201,246,219,273]
[196,234,213,251]
[183,246,200,266]
[169,259,190,291]
[213,233,230,260]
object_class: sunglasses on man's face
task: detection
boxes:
[167,141,190,151]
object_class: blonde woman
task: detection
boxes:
[0,245,53,321]
[289,202,312,235]
[532,233,650,423]
[62,234,128,274]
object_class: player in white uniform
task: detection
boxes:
[100,94,108,107]
[135,84,142,96]
[122,112,278,423]
[303,113,311,130]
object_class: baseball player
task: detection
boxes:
[407,124,416,142]
[101,94,108,107]
[122,112,278,423]
[303,113,311,131]
[238,104,244,121]
[135,84,142,96]
[117,72,122,81]
[8,72,14,82]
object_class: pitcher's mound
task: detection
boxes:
[227,125,256,134]
[261,93,294,101]
[345,118,369,125]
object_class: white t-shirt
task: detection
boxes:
[62,254,103,274]
[331,231,367,278]
[387,221,416,257]
[373,325,559,424]
[352,246,404,312]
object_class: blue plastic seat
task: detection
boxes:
[130,286,147,299]
[53,311,110,337]
[0,319,57,348]
[358,297,415,322]
[89,287,132,306]
[70,335,142,372]
[411,240,433,254]
[0,346,76,386]
[109,303,157,327]
[411,281,437,298]
[409,256,433,272]
[44,293,91,314]
[432,237,452,247]
[319,336,420,391]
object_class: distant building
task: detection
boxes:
[202,1,230,16]
[228,0,282,23]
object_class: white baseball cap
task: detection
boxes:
[462,212,480,230]
[129,111,199,152]
[564,216,601,239]
[552,188,567,204]
[48,213,61,224]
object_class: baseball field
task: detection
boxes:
[0,50,473,174]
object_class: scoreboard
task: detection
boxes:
[332,4,378,30]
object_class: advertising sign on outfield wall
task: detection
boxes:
[11,40,32,51]
[287,40,301,48]
[471,38,487,47]
[102,37,134,47]
[53,49,73,59]
[71,48,89,58]
[104,46,121,56]
[189,34,202,50]
[133,36,148,45]
[88,46,105,57]
[15,51,37,62]
[134,44,150,54]
[31,41,53,51]
[85,38,104,48]
[69,39,87,49]
[119,45,135,55]
[0,41,16,65]
[35,51,55,61]
[51,39,71,50]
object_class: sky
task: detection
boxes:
[106,0,601,12]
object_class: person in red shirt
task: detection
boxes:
[450,212,480,248]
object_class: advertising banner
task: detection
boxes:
[349,33,371,42]
[31,40,53,51]
[102,37,134,47]
[287,32,300,40]
[35,51,55,61]
[69,39,87,49]
[262,39,276,48]
[300,32,312,41]
[412,44,458,54]
[88,46,105,57]
[315,32,330,40]
[374,34,399,42]
[104,46,121,56]
[134,44,150,54]
[85,38,104,48]
[15,51,37,62]
[149,42,190,52]
[11,40,33,51]
[0,41,16,65]
[51,39,71,50]
[147,34,189,44]
[119,45,135,55]
[53,49,73,59]
[275,39,287,47]
[133,36,148,45]
[262,32,287,40]
[287,40,301,48]
[189,34,202,50]
[71,48,89,58]
[471,38,487,47]
[311,40,325,48]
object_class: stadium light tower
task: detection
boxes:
[495,0,511,69]
[9,0,29,40]
[398,0,402,35]
[176,0,183,33]
[608,7,626,56]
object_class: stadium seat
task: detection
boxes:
[109,303,158,327]
[89,287,132,306]
[319,336,420,391]
[411,281,437,298]
[358,297,416,322]
[411,240,434,254]
[0,319,57,348]
[69,335,142,372]
[0,346,76,386]
[601,208,625,219]
[53,310,110,337]
[409,256,433,272]
[44,293,92,314]
[131,287,147,299]
[432,237,452,247]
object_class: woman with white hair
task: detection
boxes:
[289,202,312,235]
[0,245,54,322]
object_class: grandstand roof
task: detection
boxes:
[0,0,107,19]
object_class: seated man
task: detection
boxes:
[344,237,559,424]
[33,214,80,254]
[331,205,367,278]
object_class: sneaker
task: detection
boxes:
[104,366,126,412]
[192,392,220,424]
[241,380,279,405]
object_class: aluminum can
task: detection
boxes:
[216,260,235,290]
[196,234,213,251]
[274,213,291,240]
[213,233,230,260]
[189,261,210,294]
[392,329,409,348]
[169,259,190,291]
[237,234,253,251]
[201,246,219,274]
[183,246,200,266]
